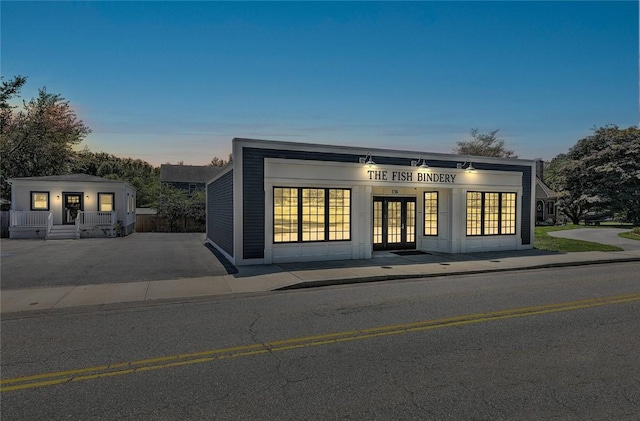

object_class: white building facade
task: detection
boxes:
[206,139,536,265]
[8,174,136,239]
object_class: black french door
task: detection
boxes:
[373,197,416,251]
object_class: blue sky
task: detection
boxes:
[2,1,637,165]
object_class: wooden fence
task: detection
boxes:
[135,214,205,233]
[1,211,8,238]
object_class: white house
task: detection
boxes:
[206,138,537,266]
[8,174,136,239]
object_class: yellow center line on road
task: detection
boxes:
[2,292,639,393]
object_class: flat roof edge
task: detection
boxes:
[232,137,536,165]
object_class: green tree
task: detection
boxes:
[209,156,226,167]
[0,75,27,134]
[550,125,640,225]
[154,184,188,232]
[71,148,160,207]
[185,190,206,226]
[453,128,517,158]
[0,80,91,204]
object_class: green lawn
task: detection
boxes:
[619,227,640,241]
[534,225,624,252]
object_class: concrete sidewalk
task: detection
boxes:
[3,249,640,314]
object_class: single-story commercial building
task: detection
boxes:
[206,138,536,265]
[8,174,136,239]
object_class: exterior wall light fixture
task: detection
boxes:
[359,153,375,167]
[411,157,429,169]
[457,161,476,172]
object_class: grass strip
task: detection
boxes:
[534,225,623,252]
[619,227,640,241]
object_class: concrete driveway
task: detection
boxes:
[1,233,230,290]
[548,228,640,250]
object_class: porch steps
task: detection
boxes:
[47,225,78,240]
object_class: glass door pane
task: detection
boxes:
[373,200,383,245]
[387,201,402,244]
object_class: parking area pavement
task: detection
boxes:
[1,233,230,290]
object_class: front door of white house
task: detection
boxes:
[63,192,83,224]
[373,197,416,251]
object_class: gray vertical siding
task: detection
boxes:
[207,170,234,256]
[242,147,532,259]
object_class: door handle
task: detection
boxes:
[401,223,405,230]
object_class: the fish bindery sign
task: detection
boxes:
[366,170,457,183]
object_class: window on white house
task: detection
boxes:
[31,192,49,211]
[98,193,115,212]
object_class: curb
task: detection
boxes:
[276,257,640,290]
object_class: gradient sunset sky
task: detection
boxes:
[2,1,637,166]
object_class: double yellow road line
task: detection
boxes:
[3,292,639,393]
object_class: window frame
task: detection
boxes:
[423,191,438,236]
[546,200,555,215]
[98,192,115,212]
[30,191,50,211]
[466,191,517,236]
[273,187,352,244]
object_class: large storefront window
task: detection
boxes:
[329,189,350,240]
[466,192,516,236]
[274,187,350,243]
[424,192,438,236]
[302,188,325,241]
[274,188,299,242]
[501,193,517,234]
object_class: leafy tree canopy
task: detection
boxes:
[549,125,640,225]
[1,76,91,202]
[153,184,205,232]
[71,148,160,207]
[0,76,163,209]
[209,154,232,167]
[453,128,518,158]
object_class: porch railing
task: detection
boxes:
[77,211,117,226]
[9,210,52,227]
[47,212,53,236]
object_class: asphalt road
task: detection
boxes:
[0,233,229,289]
[548,227,640,250]
[2,262,639,420]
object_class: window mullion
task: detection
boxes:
[297,188,303,242]
[481,193,485,236]
[497,193,503,235]
[324,188,330,241]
